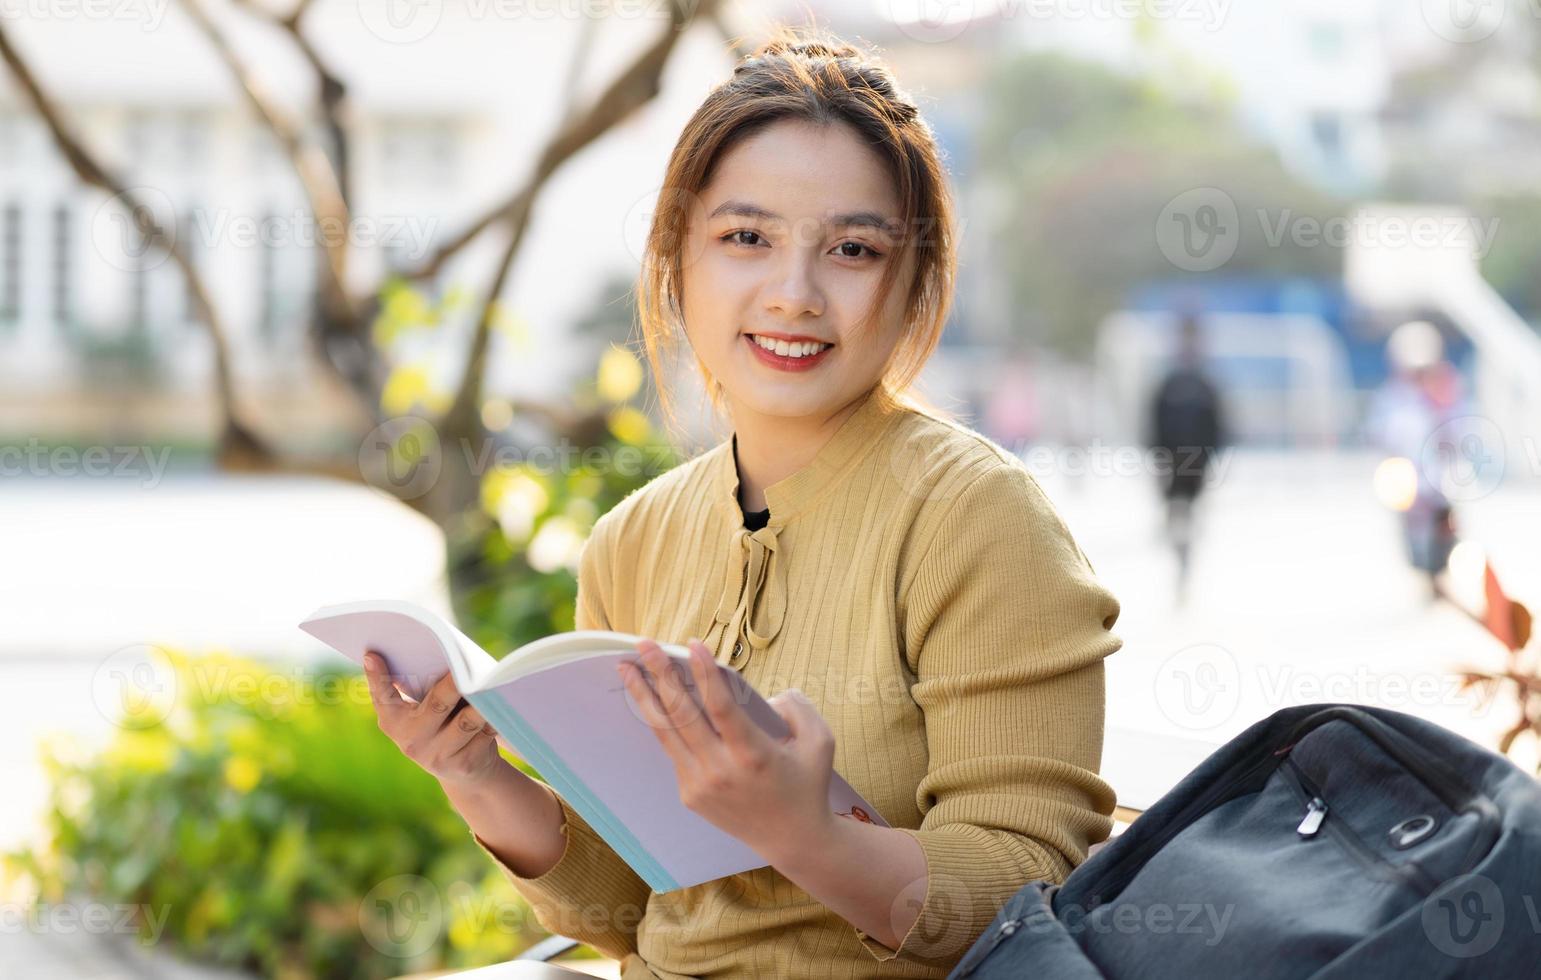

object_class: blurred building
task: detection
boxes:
[0,8,738,445]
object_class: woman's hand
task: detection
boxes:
[363,651,509,789]
[617,638,838,863]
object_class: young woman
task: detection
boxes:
[364,29,1122,979]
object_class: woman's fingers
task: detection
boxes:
[443,701,494,756]
[687,639,765,752]
[637,641,718,749]
[618,655,690,761]
[363,651,406,718]
[412,670,465,729]
[362,655,508,785]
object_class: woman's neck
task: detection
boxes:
[729,395,866,513]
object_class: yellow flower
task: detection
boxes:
[606,406,652,446]
[380,363,450,416]
[596,346,643,404]
[223,755,263,794]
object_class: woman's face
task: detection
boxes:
[680,119,917,422]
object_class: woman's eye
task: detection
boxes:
[835,241,881,260]
[719,231,880,259]
[721,230,763,248]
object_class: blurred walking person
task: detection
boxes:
[1147,315,1228,604]
[1367,319,1470,601]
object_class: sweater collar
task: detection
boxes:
[711,386,898,527]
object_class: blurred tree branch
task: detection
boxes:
[0,26,272,466]
[0,1,723,520]
[182,0,355,324]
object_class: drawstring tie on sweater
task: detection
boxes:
[705,524,786,670]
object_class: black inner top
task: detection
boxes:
[742,503,771,531]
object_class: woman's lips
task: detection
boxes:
[743,334,833,372]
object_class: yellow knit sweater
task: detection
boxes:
[475,386,1122,978]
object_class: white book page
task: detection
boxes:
[299,599,495,699]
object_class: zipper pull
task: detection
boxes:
[1297,797,1328,837]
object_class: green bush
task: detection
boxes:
[8,348,683,976]
[449,395,680,655]
[5,650,555,979]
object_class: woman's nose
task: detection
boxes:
[762,252,825,320]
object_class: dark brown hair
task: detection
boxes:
[634,25,959,428]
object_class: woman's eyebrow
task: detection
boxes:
[708,200,899,235]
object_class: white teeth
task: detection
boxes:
[751,335,830,358]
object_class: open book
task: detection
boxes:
[299,599,888,892]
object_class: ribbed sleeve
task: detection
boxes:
[474,517,655,962]
[857,462,1121,965]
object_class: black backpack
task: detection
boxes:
[948,704,1541,979]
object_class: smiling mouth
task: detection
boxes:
[744,333,835,359]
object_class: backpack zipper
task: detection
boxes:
[1280,755,1440,895]
[1297,795,1328,837]
[1276,707,1500,874]
[1078,706,1499,907]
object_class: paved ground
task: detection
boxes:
[1041,448,1541,797]
[3,452,1539,976]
